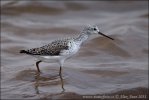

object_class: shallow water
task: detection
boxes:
[1,1,148,99]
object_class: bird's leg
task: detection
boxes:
[59,66,65,92]
[36,61,42,73]
[59,66,62,76]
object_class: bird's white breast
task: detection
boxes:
[61,40,80,56]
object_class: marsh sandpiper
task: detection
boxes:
[20,25,114,75]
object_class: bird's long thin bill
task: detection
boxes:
[99,32,114,40]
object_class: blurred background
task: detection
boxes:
[1,0,148,99]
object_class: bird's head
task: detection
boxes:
[83,25,114,40]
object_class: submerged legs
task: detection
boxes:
[36,61,42,72]
[35,61,65,92]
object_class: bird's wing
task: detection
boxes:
[20,40,69,56]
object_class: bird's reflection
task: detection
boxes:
[34,71,65,94]
[34,72,40,94]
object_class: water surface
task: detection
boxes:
[1,1,148,99]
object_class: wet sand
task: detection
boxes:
[1,1,148,100]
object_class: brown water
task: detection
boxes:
[1,1,148,99]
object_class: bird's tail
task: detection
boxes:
[20,50,28,54]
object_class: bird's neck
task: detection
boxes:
[74,32,89,45]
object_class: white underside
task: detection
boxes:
[33,55,64,63]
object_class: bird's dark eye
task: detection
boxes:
[93,28,96,30]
